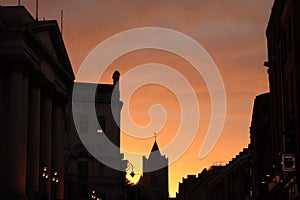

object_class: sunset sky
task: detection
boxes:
[2,0,274,197]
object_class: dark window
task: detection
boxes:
[98,116,106,134]
[80,115,89,133]
[78,153,88,182]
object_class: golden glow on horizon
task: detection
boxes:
[100,49,262,196]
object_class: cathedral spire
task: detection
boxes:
[151,133,160,153]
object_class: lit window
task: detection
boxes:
[97,128,103,134]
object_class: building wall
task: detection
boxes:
[265,0,300,199]
[0,6,74,199]
[250,93,272,199]
[208,149,251,200]
[176,149,251,200]
[65,77,126,200]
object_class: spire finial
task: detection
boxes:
[150,133,159,153]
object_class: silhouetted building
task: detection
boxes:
[250,93,272,199]
[177,174,198,199]
[176,167,224,200]
[138,139,169,200]
[176,148,251,200]
[208,148,251,200]
[264,0,300,199]
[0,6,74,199]
[66,72,127,200]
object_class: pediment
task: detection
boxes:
[34,30,58,59]
[29,21,74,80]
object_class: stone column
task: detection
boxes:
[40,91,52,197]
[52,102,65,199]
[5,70,28,198]
[0,69,5,193]
[23,72,29,192]
[26,79,41,197]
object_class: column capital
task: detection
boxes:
[5,57,32,74]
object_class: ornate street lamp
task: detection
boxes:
[91,189,96,199]
[41,166,49,198]
[127,162,135,178]
[90,189,102,200]
[52,170,60,200]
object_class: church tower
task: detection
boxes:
[140,136,169,200]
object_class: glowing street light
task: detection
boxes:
[41,166,49,198]
[42,166,49,179]
[90,189,102,200]
[52,170,60,199]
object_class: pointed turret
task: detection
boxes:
[148,133,163,160]
[151,140,159,153]
[141,132,169,200]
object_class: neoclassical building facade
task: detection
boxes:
[0,6,74,199]
[1,6,127,200]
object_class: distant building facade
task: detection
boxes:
[176,167,223,200]
[176,148,251,200]
[66,72,127,200]
[264,0,300,199]
[138,139,169,200]
[250,93,272,199]
[177,168,210,200]
[0,6,74,199]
